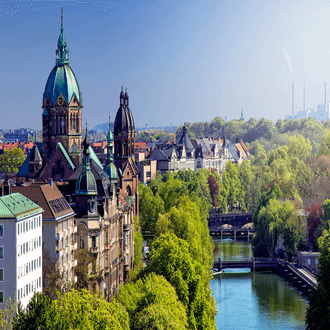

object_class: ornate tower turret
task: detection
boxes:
[75,127,98,218]
[42,8,82,167]
[104,117,118,183]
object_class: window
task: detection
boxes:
[0,291,4,303]
[26,222,28,232]
[106,232,108,244]
[39,236,41,247]
[34,259,36,270]
[92,236,96,248]
[31,220,33,230]
[39,257,41,268]
[34,218,36,228]
[26,264,28,275]
[106,255,108,268]
[0,269,3,281]
[34,239,36,249]
[23,244,25,254]
[18,290,20,300]
[80,237,85,249]
[0,225,3,237]
[39,277,41,287]
[0,247,3,259]
[29,221,31,231]
[18,224,20,235]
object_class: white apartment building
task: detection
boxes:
[13,182,76,281]
[0,193,43,309]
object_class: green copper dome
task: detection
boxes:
[104,162,118,182]
[43,9,82,106]
[76,132,97,196]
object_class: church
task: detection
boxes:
[16,9,138,298]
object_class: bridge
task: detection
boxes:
[214,257,279,271]
[208,212,254,240]
[208,211,252,227]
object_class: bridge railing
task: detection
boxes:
[214,257,279,264]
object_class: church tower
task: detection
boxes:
[113,88,139,217]
[42,8,82,168]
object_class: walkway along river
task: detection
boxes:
[210,239,309,330]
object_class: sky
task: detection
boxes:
[1,0,330,130]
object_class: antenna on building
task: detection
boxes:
[292,82,294,116]
[325,82,327,106]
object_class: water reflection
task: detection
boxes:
[213,239,252,261]
[211,240,307,330]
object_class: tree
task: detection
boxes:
[0,296,16,330]
[117,273,188,330]
[133,216,143,269]
[208,174,219,208]
[306,203,323,249]
[0,148,26,172]
[43,250,72,301]
[13,292,56,330]
[52,290,129,329]
[142,233,216,330]
[74,249,90,291]
[318,128,330,156]
[305,229,330,329]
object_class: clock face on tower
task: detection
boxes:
[57,95,64,107]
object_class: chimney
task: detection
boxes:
[292,82,294,116]
[303,83,306,112]
[325,82,327,106]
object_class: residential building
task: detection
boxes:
[0,193,43,309]
[149,126,250,175]
[11,182,76,281]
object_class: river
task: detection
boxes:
[211,239,308,330]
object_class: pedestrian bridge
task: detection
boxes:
[213,257,279,271]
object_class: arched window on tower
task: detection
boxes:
[126,185,131,196]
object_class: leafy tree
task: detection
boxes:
[208,174,219,208]
[139,183,165,235]
[13,292,56,330]
[0,148,25,173]
[117,273,188,330]
[51,290,129,329]
[0,296,16,330]
[318,128,330,156]
[74,249,90,291]
[43,250,72,301]
[306,202,323,249]
[133,215,143,269]
[287,135,312,161]
[305,229,330,329]
[143,233,216,330]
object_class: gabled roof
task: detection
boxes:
[69,158,109,181]
[0,193,43,220]
[58,142,75,171]
[12,184,74,220]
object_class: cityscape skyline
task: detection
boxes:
[2,0,330,129]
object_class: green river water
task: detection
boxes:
[210,239,308,330]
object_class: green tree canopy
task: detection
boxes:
[117,273,188,330]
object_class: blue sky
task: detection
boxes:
[1,0,330,129]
